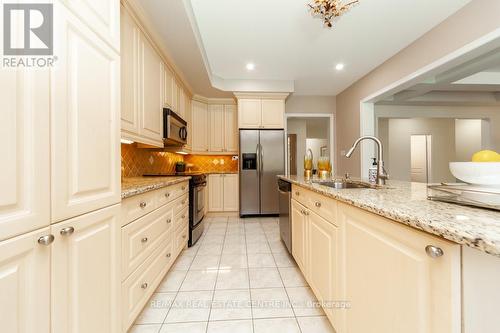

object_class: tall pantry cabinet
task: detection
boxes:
[0,1,121,333]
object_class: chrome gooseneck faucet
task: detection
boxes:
[345,136,388,185]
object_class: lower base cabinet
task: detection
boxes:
[208,174,239,212]
[0,228,51,333]
[51,204,121,333]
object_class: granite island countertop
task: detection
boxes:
[122,176,191,199]
[279,175,500,257]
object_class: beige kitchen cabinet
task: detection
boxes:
[261,99,285,128]
[238,98,262,128]
[291,199,308,272]
[0,227,51,333]
[178,87,186,118]
[209,104,225,152]
[51,5,121,223]
[235,93,288,129]
[208,174,239,212]
[308,209,339,324]
[62,0,120,51]
[337,203,461,333]
[192,100,209,152]
[172,79,180,113]
[224,105,238,152]
[185,96,193,151]
[0,67,50,241]
[162,63,174,109]
[51,204,121,333]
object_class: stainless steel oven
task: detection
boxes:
[189,174,206,246]
[163,108,187,146]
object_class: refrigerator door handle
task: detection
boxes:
[256,143,260,176]
[260,143,264,174]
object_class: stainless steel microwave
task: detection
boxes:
[163,108,187,146]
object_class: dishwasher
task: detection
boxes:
[278,179,292,253]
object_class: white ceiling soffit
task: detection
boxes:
[188,0,472,96]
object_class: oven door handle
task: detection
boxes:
[199,182,207,187]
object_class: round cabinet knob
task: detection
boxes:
[182,235,187,239]
[141,237,148,243]
[182,186,186,191]
[166,253,171,258]
[315,202,322,208]
[38,234,55,246]
[295,191,300,196]
[425,245,444,258]
[60,226,75,236]
[165,193,170,198]
[304,210,310,216]
[182,215,186,219]
[166,218,172,224]
[182,200,186,205]
[139,201,147,209]
[141,282,148,289]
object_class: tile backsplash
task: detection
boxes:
[184,155,239,173]
[121,144,184,177]
[121,143,239,177]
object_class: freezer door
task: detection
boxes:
[260,130,285,214]
[239,130,260,215]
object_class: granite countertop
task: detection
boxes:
[202,171,239,174]
[279,175,500,257]
[121,176,191,199]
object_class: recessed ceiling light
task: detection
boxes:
[335,63,345,71]
[246,63,255,71]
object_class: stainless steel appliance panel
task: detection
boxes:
[278,179,292,253]
[239,130,260,215]
[260,130,285,214]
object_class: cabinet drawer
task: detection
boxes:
[292,186,337,225]
[121,202,174,279]
[175,225,189,254]
[121,191,157,226]
[157,181,189,207]
[122,237,175,331]
[172,193,189,216]
[174,205,189,231]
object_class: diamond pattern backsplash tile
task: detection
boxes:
[184,155,239,173]
[121,144,184,177]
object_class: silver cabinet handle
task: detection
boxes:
[166,218,172,224]
[182,186,186,191]
[139,201,147,209]
[141,282,148,289]
[182,235,187,239]
[295,191,300,196]
[304,210,309,216]
[182,200,186,205]
[182,214,186,219]
[60,227,75,236]
[165,193,170,198]
[425,245,444,258]
[166,253,171,258]
[141,237,148,243]
[315,202,321,208]
[38,234,55,246]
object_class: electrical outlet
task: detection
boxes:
[232,156,239,161]
[220,159,224,165]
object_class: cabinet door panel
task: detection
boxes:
[0,227,51,333]
[51,6,120,222]
[163,64,174,108]
[308,211,338,322]
[223,174,239,212]
[209,104,224,152]
[338,203,461,333]
[139,33,163,144]
[52,204,121,333]
[208,175,224,212]
[120,6,139,135]
[224,105,238,152]
[261,99,284,129]
[0,67,50,240]
[291,200,307,272]
[192,101,208,152]
[238,99,261,128]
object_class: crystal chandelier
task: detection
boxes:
[308,0,359,28]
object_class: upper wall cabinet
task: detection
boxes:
[0,68,50,240]
[51,5,121,222]
[162,64,174,109]
[191,101,209,152]
[61,0,120,51]
[235,93,288,129]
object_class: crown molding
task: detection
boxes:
[233,92,290,100]
[192,95,237,105]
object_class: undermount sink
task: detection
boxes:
[312,180,379,189]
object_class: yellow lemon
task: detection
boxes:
[472,150,500,162]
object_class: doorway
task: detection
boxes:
[410,135,432,183]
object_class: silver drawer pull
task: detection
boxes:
[182,186,186,190]
[182,200,186,205]
[165,192,170,198]
[139,201,147,209]
[60,227,75,236]
[295,191,300,196]
[182,215,186,219]
[166,253,171,258]
[425,245,444,258]
[182,235,187,239]
[304,210,309,216]
[141,237,148,243]
[141,282,148,289]
[166,218,172,224]
[315,202,321,208]
[38,234,55,246]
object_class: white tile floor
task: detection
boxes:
[129,217,335,333]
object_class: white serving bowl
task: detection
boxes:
[449,162,500,186]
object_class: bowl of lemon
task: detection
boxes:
[450,150,500,186]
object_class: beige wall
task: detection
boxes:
[286,95,336,114]
[336,0,500,176]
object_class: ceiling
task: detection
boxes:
[140,0,472,97]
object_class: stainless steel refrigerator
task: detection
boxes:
[239,129,285,216]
